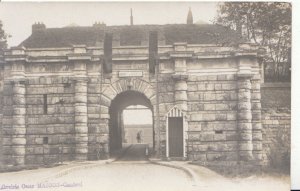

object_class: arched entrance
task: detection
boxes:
[108,90,154,154]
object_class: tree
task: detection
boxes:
[0,20,9,50]
[216,2,291,81]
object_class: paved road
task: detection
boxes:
[116,144,149,161]
[0,144,290,191]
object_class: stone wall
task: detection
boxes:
[1,43,264,167]
[261,83,291,167]
[0,62,3,164]
[25,76,76,165]
[187,74,239,163]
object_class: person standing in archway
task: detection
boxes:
[136,131,141,143]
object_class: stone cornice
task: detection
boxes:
[171,73,188,81]
[67,53,92,61]
[168,51,194,58]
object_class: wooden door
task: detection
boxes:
[168,117,183,157]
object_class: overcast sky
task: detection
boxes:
[0,2,218,47]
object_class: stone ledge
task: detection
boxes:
[261,83,291,88]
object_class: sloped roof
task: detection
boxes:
[19,24,245,48]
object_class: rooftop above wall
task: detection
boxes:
[19,23,246,48]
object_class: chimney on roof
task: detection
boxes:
[32,22,46,34]
[130,8,133,26]
[187,7,193,24]
[93,22,106,28]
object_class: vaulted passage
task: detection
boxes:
[109,91,154,155]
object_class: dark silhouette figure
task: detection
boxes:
[136,131,141,143]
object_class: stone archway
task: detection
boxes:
[99,78,156,156]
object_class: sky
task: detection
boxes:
[0,2,218,47]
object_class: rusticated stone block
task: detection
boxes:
[251,102,261,110]
[201,134,214,141]
[204,104,215,111]
[198,84,206,91]
[2,146,12,155]
[188,124,201,131]
[75,115,88,123]
[207,153,225,161]
[225,152,238,161]
[11,137,26,145]
[12,157,25,166]
[187,84,197,91]
[253,151,263,160]
[224,143,238,151]
[204,93,216,101]
[75,136,89,143]
[75,94,87,103]
[252,142,262,151]
[252,112,261,120]
[237,81,251,89]
[252,131,263,141]
[238,112,252,120]
[206,84,214,91]
[214,134,226,141]
[197,145,208,152]
[187,92,199,101]
[214,84,222,90]
[11,127,26,135]
[222,83,236,90]
[251,82,261,90]
[224,123,237,130]
[215,114,226,120]
[207,75,217,81]
[238,122,252,130]
[11,146,26,155]
[239,142,253,151]
[251,92,261,100]
[174,91,187,101]
[215,104,229,111]
[13,96,25,105]
[188,133,201,141]
[190,103,204,111]
[227,113,236,120]
[239,132,252,141]
[202,113,215,121]
[238,102,251,110]
[217,75,227,81]
[189,154,207,161]
[175,81,187,91]
[238,91,251,100]
[239,151,253,161]
[75,125,88,134]
[190,114,202,121]
[252,123,262,130]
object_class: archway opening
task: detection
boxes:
[109,90,154,155]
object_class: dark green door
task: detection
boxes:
[168,117,183,157]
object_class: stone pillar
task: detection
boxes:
[11,80,26,165]
[74,62,88,161]
[174,77,188,112]
[237,75,253,161]
[251,75,263,161]
[172,46,189,112]
[10,60,27,165]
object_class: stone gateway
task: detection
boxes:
[0,13,267,167]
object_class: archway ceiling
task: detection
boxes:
[110,90,153,113]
